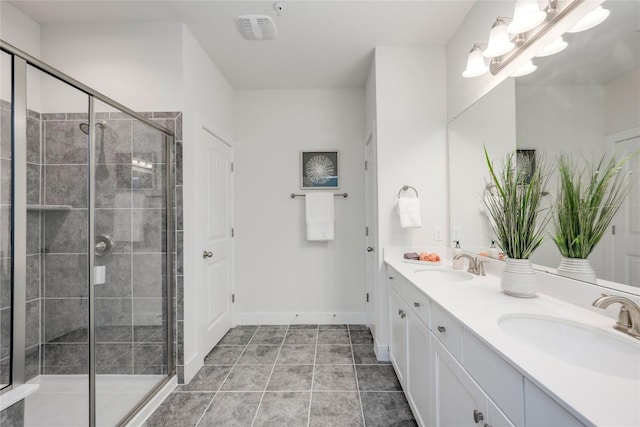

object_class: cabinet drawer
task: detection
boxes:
[488,398,515,427]
[463,330,523,427]
[431,303,463,362]
[524,379,585,427]
[388,267,431,329]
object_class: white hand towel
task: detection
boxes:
[397,197,422,228]
[306,192,335,241]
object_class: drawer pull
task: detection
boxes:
[473,409,484,424]
[437,325,446,333]
[399,309,406,319]
[413,302,421,307]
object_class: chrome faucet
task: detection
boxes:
[592,294,640,340]
[453,253,485,276]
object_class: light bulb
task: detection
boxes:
[484,18,515,58]
[462,44,489,78]
[511,60,537,77]
[567,6,610,33]
[508,0,547,34]
[536,36,568,57]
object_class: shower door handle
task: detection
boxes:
[203,250,213,259]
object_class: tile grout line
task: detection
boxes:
[194,326,258,426]
[305,325,320,427]
[250,325,290,427]
[349,326,367,427]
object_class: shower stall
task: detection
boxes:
[0,41,176,426]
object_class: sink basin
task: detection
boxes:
[413,268,473,282]
[499,314,640,380]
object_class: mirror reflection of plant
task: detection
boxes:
[552,153,637,259]
[484,147,551,260]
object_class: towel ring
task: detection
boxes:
[398,185,419,199]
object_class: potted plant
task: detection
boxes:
[552,153,635,283]
[484,147,551,297]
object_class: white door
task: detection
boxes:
[612,135,640,286]
[200,126,234,353]
[365,130,379,328]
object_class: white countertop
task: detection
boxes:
[384,248,640,427]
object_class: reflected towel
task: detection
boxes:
[397,197,422,228]
[305,192,334,241]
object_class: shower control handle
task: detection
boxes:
[203,250,213,259]
[94,235,114,257]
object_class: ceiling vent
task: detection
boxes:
[236,15,277,40]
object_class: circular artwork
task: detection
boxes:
[305,154,335,185]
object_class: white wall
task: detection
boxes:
[40,22,183,113]
[180,25,235,382]
[233,89,366,324]
[372,46,447,353]
[605,67,640,136]
[0,2,42,110]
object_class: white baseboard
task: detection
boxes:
[183,352,203,385]
[374,339,390,361]
[235,312,366,326]
[125,376,177,427]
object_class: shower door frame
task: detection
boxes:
[1,39,176,427]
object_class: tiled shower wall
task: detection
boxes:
[0,104,183,382]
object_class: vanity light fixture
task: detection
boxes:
[483,17,515,58]
[462,44,489,78]
[567,5,610,33]
[511,59,537,77]
[508,0,547,35]
[535,36,568,57]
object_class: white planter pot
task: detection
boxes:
[556,257,597,284]
[501,258,537,298]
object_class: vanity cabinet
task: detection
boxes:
[388,265,518,427]
[388,270,432,427]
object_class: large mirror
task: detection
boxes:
[449,0,639,291]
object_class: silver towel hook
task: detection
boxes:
[397,185,419,199]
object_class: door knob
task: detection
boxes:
[203,250,213,259]
[367,247,375,252]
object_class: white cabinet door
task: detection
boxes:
[389,287,408,387]
[407,312,431,427]
[432,337,488,427]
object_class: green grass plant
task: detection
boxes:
[484,148,551,259]
[552,153,635,259]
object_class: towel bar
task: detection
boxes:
[290,193,348,198]
[397,185,418,198]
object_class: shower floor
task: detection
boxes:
[25,374,165,427]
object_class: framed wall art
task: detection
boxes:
[301,151,339,189]
[516,149,536,184]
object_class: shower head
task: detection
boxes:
[79,122,106,135]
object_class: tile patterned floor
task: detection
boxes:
[145,324,417,427]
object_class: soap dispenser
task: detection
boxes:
[452,241,464,270]
[488,241,499,259]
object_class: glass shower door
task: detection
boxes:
[93,100,172,426]
[23,63,91,425]
[0,50,13,391]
